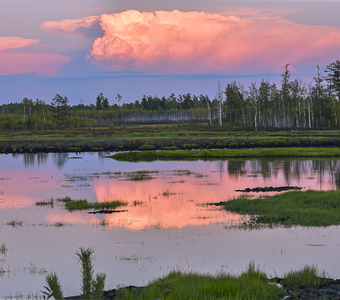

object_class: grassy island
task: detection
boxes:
[111,147,340,161]
[223,190,340,226]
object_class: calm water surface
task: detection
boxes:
[1,153,340,298]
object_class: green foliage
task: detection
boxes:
[76,247,94,299]
[56,197,126,211]
[119,263,283,300]
[76,247,106,300]
[43,248,105,300]
[139,144,156,150]
[111,147,340,161]
[155,278,177,300]
[44,272,64,300]
[224,189,340,226]
[162,146,178,150]
[283,264,328,288]
[51,94,69,121]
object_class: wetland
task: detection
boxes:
[2,152,340,298]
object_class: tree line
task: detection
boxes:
[1,60,340,130]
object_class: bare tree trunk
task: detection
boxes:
[206,98,212,125]
[214,82,224,126]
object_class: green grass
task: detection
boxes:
[224,190,340,226]
[111,147,340,161]
[3,127,340,153]
[117,262,284,300]
[116,262,332,300]
[58,196,127,211]
[282,264,328,288]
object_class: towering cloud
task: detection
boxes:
[0,37,70,76]
[41,9,340,74]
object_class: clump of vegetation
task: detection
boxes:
[42,247,106,300]
[139,144,156,150]
[112,147,340,161]
[57,197,127,212]
[282,264,328,288]
[125,171,154,181]
[0,243,8,255]
[35,198,54,207]
[6,220,24,228]
[223,189,340,226]
[118,262,283,299]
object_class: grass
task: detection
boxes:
[40,246,333,300]
[58,196,127,211]
[111,147,340,161]
[35,198,54,207]
[282,264,328,288]
[0,243,8,255]
[125,171,154,181]
[6,220,24,228]
[3,127,340,153]
[117,261,332,300]
[223,190,340,226]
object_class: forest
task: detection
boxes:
[1,60,340,131]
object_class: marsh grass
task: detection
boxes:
[111,147,340,161]
[35,198,54,207]
[6,220,24,228]
[58,197,127,211]
[126,171,153,181]
[282,264,328,288]
[118,262,284,300]
[0,243,8,255]
[224,190,340,226]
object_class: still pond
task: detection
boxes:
[1,152,340,298]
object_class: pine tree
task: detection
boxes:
[51,94,69,120]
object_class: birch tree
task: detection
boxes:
[247,82,260,131]
[214,82,224,126]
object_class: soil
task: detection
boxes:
[275,278,340,299]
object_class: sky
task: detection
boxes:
[1,0,340,105]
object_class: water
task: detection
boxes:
[1,152,340,298]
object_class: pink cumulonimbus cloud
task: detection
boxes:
[41,9,340,74]
[0,37,70,76]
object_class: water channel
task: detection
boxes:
[1,152,340,298]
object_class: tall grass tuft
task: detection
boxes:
[43,247,105,300]
[76,247,106,300]
[283,264,328,288]
[91,273,106,300]
[45,272,64,300]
